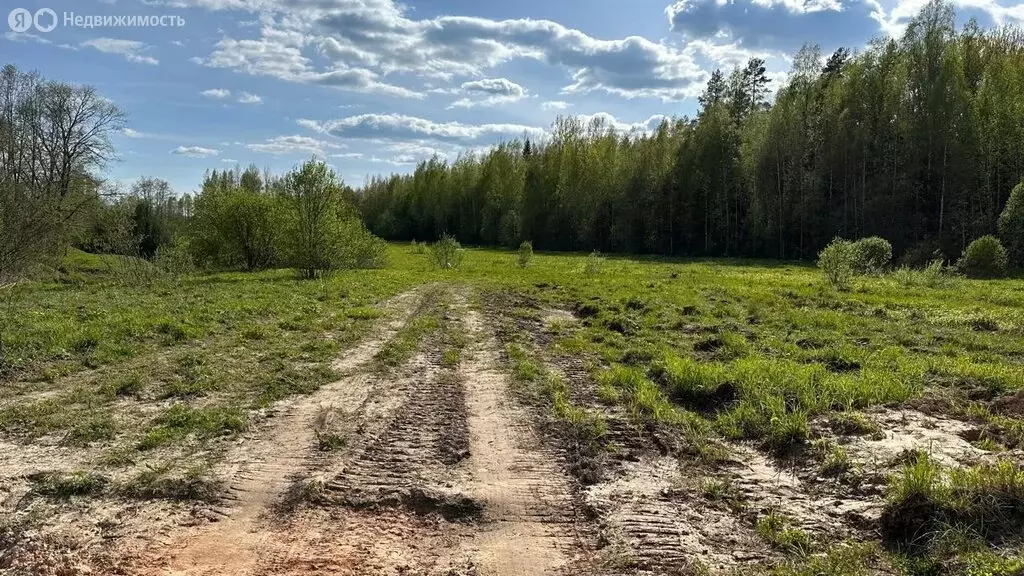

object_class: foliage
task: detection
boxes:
[998,181,1024,268]
[817,238,856,289]
[0,64,124,281]
[517,241,533,268]
[957,235,1008,278]
[358,7,1024,266]
[851,237,893,273]
[430,234,464,270]
[584,250,604,275]
[190,166,278,271]
[277,159,384,278]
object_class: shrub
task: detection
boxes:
[517,241,533,268]
[154,237,195,278]
[998,181,1024,268]
[900,239,946,269]
[431,234,464,270]
[584,250,604,275]
[851,236,892,273]
[409,239,427,255]
[817,238,856,289]
[337,219,388,269]
[279,159,374,279]
[957,235,1008,278]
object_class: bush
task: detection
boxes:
[154,237,195,278]
[584,250,604,275]
[817,238,856,289]
[516,241,533,268]
[336,219,388,269]
[431,234,463,270]
[957,235,1008,278]
[900,239,946,269]
[998,181,1024,268]
[852,236,892,273]
[409,240,427,255]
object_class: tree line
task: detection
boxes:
[1,56,383,282]
[357,0,1024,267]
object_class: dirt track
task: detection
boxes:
[127,289,585,576]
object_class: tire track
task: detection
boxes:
[134,289,424,576]
[452,306,582,576]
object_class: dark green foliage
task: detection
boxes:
[957,235,1008,278]
[998,181,1024,268]
[357,5,1024,263]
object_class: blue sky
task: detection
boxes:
[4,0,1021,193]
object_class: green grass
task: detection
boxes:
[757,509,813,555]
[882,453,1024,557]
[5,244,1024,571]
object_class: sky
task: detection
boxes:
[4,0,1022,193]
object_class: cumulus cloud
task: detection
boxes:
[201,88,232,98]
[246,134,344,155]
[574,112,670,134]
[172,145,219,158]
[299,113,546,143]
[448,77,527,109]
[176,0,710,100]
[195,34,424,99]
[81,38,159,65]
[237,91,263,103]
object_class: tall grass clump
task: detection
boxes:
[516,241,533,268]
[817,238,856,289]
[430,234,464,270]
[584,250,604,275]
[882,453,1024,553]
[891,259,957,289]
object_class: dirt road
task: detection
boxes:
[133,289,584,576]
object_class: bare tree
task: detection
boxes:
[0,64,125,280]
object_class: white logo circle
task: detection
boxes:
[33,8,57,32]
[8,8,32,32]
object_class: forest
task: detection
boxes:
[358,1,1024,265]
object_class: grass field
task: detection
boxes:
[2,245,1023,575]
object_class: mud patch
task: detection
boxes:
[585,456,771,573]
[336,487,482,522]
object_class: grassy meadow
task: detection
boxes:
[2,244,1024,574]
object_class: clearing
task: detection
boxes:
[2,247,1023,575]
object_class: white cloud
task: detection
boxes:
[4,31,52,44]
[221,158,238,163]
[172,145,220,158]
[573,112,670,134]
[541,100,572,111]
[300,113,546,143]
[81,38,159,65]
[331,152,365,159]
[246,134,344,155]
[176,0,710,100]
[123,128,146,138]
[447,77,528,109]
[237,91,263,103]
[201,88,232,99]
